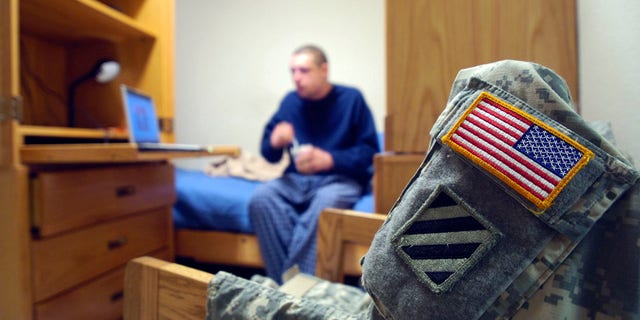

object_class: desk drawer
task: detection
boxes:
[35,265,126,320]
[32,208,171,302]
[34,249,172,320]
[32,163,175,236]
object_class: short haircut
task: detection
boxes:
[293,44,328,66]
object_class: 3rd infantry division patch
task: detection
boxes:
[392,186,502,294]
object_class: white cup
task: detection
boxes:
[292,143,312,158]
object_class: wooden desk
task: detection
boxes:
[2,141,240,319]
[20,143,240,164]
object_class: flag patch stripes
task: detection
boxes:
[441,92,593,211]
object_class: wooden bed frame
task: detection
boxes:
[124,208,386,319]
[174,208,385,279]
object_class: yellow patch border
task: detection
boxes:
[441,92,594,213]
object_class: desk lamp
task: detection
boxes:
[67,59,121,127]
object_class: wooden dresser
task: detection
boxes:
[0,1,185,319]
[9,141,238,320]
[29,161,175,319]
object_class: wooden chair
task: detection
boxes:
[123,208,386,319]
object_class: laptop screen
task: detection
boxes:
[121,85,160,144]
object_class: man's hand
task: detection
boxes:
[270,122,295,149]
[294,146,334,174]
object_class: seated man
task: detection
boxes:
[249,44,380,282]
[209,60,639,319]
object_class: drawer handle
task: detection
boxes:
[116,185,136,197]
[110,290,124,302]
[107,236,128,250]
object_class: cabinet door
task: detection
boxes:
[1,0,20,165]
[386,0,577,153]
[0,1,33,319]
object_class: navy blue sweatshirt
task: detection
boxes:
[260,84,380,186]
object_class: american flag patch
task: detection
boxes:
[442,92,593,211]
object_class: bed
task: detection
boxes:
[125,208,386,319]
[172,132,383,270]
[172,157,377,271]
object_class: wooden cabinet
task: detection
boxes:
[386,0,578,153]
[5,161,176,320]
[31,166,174,302]
[369,0,579,219]
[373,153,424,214]
[378,0,578,216]
[16,0,176,137]
[0,0,177,319]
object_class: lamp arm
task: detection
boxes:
[67,73,93,127]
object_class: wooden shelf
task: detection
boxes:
[2,0,178,318]
[20,144,241,164]
[20,0,156,42]
[19,125,129,140]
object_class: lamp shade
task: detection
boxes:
[95,60,121,83]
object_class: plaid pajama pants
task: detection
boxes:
[249,173,363,283]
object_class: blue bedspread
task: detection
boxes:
[173,168,374,234]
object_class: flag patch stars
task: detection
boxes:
[441,92,593,211]
[392,187,502,294]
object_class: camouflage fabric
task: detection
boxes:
[361,60,639,319]
[504,182,639,319]
[302,276,372,313]
[207,271,372,319]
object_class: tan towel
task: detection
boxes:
[205,151,289,181]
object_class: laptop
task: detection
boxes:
[121,84,205,152]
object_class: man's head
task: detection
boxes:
[290,45,331,100]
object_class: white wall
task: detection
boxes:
[176,0,640,169]
[174,0,385,169]
[578,0,640,163]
